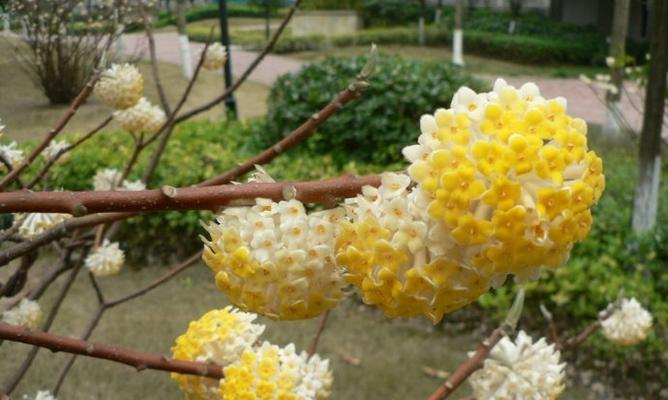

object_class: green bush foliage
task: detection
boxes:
[478,146,668,394]
[360,0,435,27]
[260,54,483,164]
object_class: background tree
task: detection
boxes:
[453,0,465,66]
[176,0,194,79]
[632,0,668,232]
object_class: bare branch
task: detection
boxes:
[0,174,381,215]
[307,310,331,357]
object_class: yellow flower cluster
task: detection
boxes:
[221,342,332,400]
[171,307,265,400]
[336,173,492,323]
[404,79,604,282]
[202,199,347,320]
[171,308,332,400]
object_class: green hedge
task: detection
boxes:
[189,24,607,65]
[260,54,482,165]
[155,3,287,28]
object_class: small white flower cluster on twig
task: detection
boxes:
[202,43,228,71]
[0,141,25,171]
[14,212,72,239]
[92,168,145,191]
[469,330,565,400]
[85,239,126,277]
[601,297,653,346]
[1,298,43,330]
[22,390,57,400]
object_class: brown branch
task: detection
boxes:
[0,73,100,191]
[0,154,25,189]
[51,250,201,391]
[0,174,381,215]
[307,310,331,357]
[173,0,302,124]
[26,116,112,190]
[0,322,224,381]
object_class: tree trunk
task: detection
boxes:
[603,0,630,140]
[632,0,668,233]
[453,0,465,66]
[435,0,443,24]
[265,0,271,40]
[176,0,193,80]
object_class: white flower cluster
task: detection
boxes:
[14,212,72,238]
[202,43,228,70]
[22,390,57,400]
[84,239,125,277]
[94,63,144,110]
[337,172,494,322]
[0,141,25,170]
[601,298,653,346]
[469,330,565,400]
[92,168,145,191]
[221,342,333,400]
[113,97,166,135]
[43,140,69,162]
[1,298,43,330]
[579,73,619,95]
[202,198,347,320]
[95,64,166,134]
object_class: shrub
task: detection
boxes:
[261,54,483,165]
[361,0,435,27]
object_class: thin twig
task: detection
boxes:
[307,310,331,357]
[0,73,101,191]
[26,116,112,190]
[174,0,303,124]
[137,1,171,114]
[2,251,86,395]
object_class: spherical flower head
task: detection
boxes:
[94,63,144,109]
[14,212,72,238]
[201,199,347,320]
[171,307,266,400]
[22,390,57,400]
[469,330,565,400]
[113,97,166,134]
[93,168,123,191]
[202,43,228,70]
[335,173,493,323]
[403,79,604,283]
[85,239,125,277]
[0,141,25,170]
[2,298,43,330]
[43,140,68,162]
[601,298,653,345]
[220,342,333,400]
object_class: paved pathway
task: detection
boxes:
[121,32,660,135]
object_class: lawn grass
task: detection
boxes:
[290,45,607,79]
[0,38,269,142]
